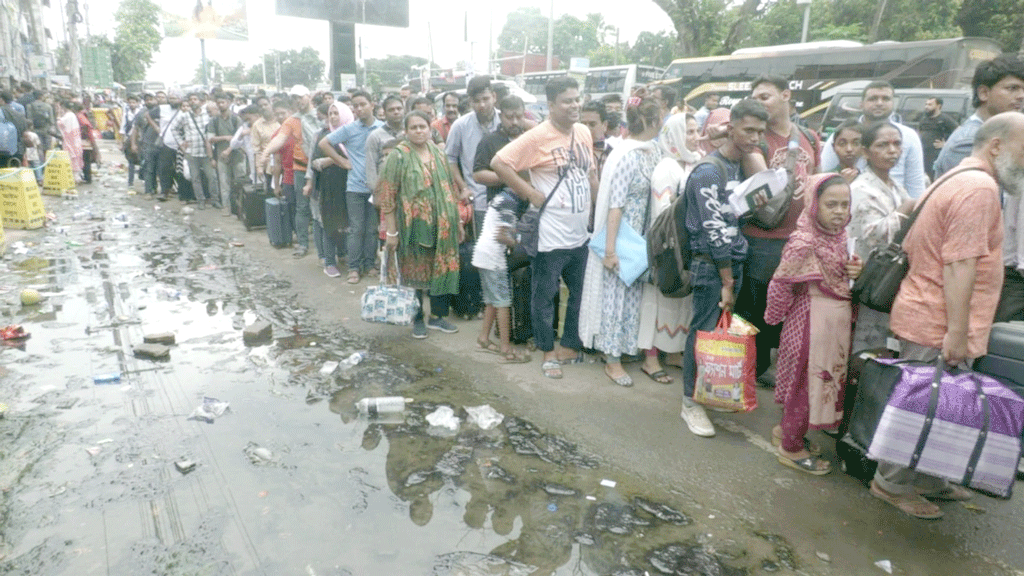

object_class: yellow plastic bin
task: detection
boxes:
[0,168,45,230]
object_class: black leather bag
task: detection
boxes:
[516,170,565,259]
[852,166,982,313]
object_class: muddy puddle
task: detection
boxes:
[1,166,1019,576]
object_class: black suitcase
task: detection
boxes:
[507,254,559,345]
[451,241,484,319]
[238,183,270,231]
[265,197,292,248]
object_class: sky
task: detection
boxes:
[44,0,675,86]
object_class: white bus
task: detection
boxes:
[584,64,665,102]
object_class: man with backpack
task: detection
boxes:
[27,92,54,157]
[0,92,27,168]
[679,98,768,437]
[738,75,821,385]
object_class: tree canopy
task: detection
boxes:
[193,48,326,88]
[113,0,162,82]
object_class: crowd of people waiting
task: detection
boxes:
[3,51,1023,522]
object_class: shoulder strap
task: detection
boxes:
[537,129,576,218]
[796,124,818,166]
[159,109,180,141]
[189,112,205,136]
[895,166,985,244]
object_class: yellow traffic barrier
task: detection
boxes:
[43,149,75,195]
[0,168,45,230]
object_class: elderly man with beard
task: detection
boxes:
[870,111,1024,520]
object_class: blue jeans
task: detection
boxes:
[346,191,379,273]
[530,245,588,353]
[293,171,311,249]
[682,259,744,398]
[312,219,337,265]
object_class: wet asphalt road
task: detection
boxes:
[0,149,1022,576]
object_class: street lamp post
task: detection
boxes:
[797,0,812,44]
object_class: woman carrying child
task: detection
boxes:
[765,174,862,475]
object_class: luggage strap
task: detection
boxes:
[908,356,991,486]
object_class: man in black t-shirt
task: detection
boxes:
[472,95,531,206]
[916,97,958,180]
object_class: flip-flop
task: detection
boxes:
[476,339,501,355]
[771,429,823,456]
[871,481,943,519]
[641,368,673,384]
[605,367,633,387]
[541,360,563,379]
[498,349,531,364]
[777,454,832,476]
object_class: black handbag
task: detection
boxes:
[852,166,982,313]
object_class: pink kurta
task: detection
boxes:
[58,111,83,172]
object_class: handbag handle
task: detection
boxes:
[379,250,403,287]
[715,309,732,332]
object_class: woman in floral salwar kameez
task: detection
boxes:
[380,111,463,339]
[765,174,862,476]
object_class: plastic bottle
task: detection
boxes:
[336,350,367,378]
[355,396,413,416]
[93,373,122,384]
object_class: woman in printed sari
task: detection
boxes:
[55,100,83,181]
[380,111,463,339]
[765,174,862,476]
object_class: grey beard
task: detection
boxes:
[995,153,1024,197]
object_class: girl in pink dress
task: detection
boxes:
[765,173,862,475]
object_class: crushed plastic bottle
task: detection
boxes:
[355,396,413,416]
[336,350,367,379]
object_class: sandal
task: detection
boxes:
[347,271,360,284]
[641,367,673,384]
[777,454,832,476]
[871,481,943,519]
[605,366,633,387]
[558,351,585,365]
[541,360,563,379]
[498,349,531,364]
[771,427,822,456]
[476,339,501,355]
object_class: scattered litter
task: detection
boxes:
[258,490,268,498]
[961,501,987,514]
[585,495,597,501]
[198,265,217,271]
[143,332,175,345]
[85,446,101,456]
[92,373,121,384]
[174,460,196,474]
[0,325,30,341]
[708,514,715,519]
[426,406,460,430]
[242,320,272,345]
[181,206,194,214]
[815,551,831,563]
[600,479,617,488]
[189,397,231,423]
[133,343,170,359]
[465,404,504,430]
[20,289,41,306]
[336,350,366,379]
[0,403,8,418]
[355,396,411,415]
[230,241,244,247]
[244,442,278,465]
[319,361,339,375]
[874,560,893,574]
[96,438,113,445]
[547,503,558,512]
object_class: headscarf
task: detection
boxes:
[770,173,853,300]
[651,113,700,207]
[699,107,730,154]
[329,101,354,129]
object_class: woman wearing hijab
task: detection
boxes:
[765,174,863,476]
[579,99,663,387]
[636,113,702,382]
[306,102,352,277]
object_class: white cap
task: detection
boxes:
[289,85,310,97]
